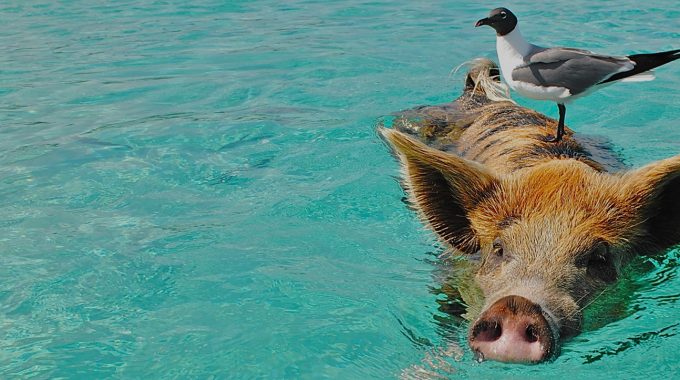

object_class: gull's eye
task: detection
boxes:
[500,12,507,19]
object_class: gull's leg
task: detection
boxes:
[546,103,566,142]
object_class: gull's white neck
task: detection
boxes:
[496,27,535,89]
[497,26,533,56]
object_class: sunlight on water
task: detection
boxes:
[0,0,679,378]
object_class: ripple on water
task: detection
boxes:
[1,0,680,378]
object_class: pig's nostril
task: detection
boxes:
[473,320,502,342]
[468,296,554,363]
[525,324,539,343]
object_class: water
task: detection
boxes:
[1,0,679,378]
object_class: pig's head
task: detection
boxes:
[381,128,680,363]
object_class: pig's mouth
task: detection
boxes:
[468,295,560,363]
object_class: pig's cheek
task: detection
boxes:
[475,271,501,296]
[477,256,505,277]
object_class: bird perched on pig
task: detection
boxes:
[475,7,680,142]
[381,59,680,363]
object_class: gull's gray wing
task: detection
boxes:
[512,47,634,95]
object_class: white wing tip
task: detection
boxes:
[619,71,656,82]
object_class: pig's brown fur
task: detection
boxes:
[382,59,680,356]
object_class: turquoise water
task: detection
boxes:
[1,0,679,378]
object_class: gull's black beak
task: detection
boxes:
[475,17,489,27]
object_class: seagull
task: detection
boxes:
[475,7,680,142]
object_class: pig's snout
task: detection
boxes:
[468,295,555,363]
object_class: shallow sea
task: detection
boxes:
[1,0,679,379]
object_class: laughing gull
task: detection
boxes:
[475,7,680,142]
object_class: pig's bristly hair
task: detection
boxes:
[381,57,680,257]
[620,155,680,252]
[456,58,516,104]
[380,127,499,254]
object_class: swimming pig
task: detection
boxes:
[380,59,680,363]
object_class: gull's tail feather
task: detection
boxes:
[600,49,680,84]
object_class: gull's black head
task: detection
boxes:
[475,7,518,36]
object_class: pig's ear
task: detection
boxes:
[380,128,500,254]
[623,154,680,252]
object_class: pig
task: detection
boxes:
[380,58,680,363]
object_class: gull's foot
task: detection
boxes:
[541,134,562,143]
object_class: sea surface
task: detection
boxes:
[1,1,679,379]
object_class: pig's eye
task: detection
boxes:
[586,243,616,283]
[481,238,508,272]
[492,238,504,257]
